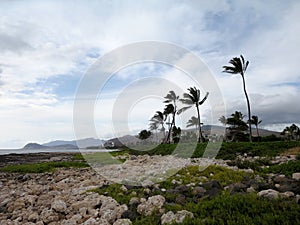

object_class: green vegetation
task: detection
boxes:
[223,55,252,142]
[89,164,300,225]
[160,165,252,188]
[0,161,89,173]
[261,160,300,177]
[89,183,146,205]
[122,141,300,160]
[180,193,300,225]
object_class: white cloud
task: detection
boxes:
[0,0,300,147]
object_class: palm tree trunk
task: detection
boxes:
[256,125,260,137]
[165,114,175,144]
[196,105,203,143]
[241,74,252,142]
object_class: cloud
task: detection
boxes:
[0,0,300,147]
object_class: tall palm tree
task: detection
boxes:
[163,91,180,143]
[179,87,209,143]
[249,115,262,138]
[223,55,252,142]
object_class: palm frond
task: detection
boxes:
[199,92,209,105]
[177,106,191,114]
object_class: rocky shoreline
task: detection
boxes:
[0,152,79,168]
[0,153,299,224]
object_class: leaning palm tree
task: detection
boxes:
[150,111,166,142]
[179,87,209,143]
[163,91,180,143]
[223,55,252,142]
[249,115,262,138]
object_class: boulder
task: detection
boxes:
[137,195,165,216]
[192,186,206,197]
[292,173,300,180]
[258,189,279,200]
[82,217,98,225]
[113,219,132,225]
[161,210,194,224]
[280,191,295,198]
[40,208,60,224]
[202,180,222,190]
[51,199,67,213]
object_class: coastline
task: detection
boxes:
[0,152,80,167]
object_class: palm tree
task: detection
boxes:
[219,116,227,127]
[149,121,159,142]
[186,116,200,129]
[223,55,252,142]
[163,91,180,143]
[219,115,228,141]
[226,111,248,142]
[150,111,166,142]
[179,87,209,142]
[249,115,262,138]
[281,126,294,141]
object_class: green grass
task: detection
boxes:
[90,184,300,225]
[87,162,300,225]
[89,165,252,204]
[123,141,300,160]
[89,183,146,205]
[261,160,300,177]
[160,165,252,188]
[179,192,300,225]
[0,161,89,173]
[72,153,85,160]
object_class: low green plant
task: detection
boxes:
[261,160,300,177]
[124,141,300,160]
[179,192,300,225]
[229,157,272,171]
[89,183,146,205]
[0,161,89,173]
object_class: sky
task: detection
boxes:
[0,0,300,148]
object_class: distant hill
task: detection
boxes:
[23,143,48,149]
[24,127,281,150]
[43,138,104,148]
[23,143,78,149]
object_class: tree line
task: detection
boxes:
[138,55,299,143]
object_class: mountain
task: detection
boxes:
[23,143,78,149]
[43,138,104,148]
[23,143,48,149]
